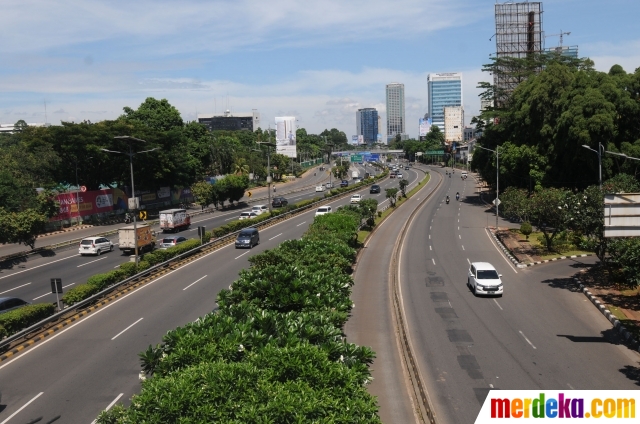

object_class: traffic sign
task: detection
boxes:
[139,210,148,220]
[350,155,363,163]
[247,191,252,198]
[426,150,445,155]
[80,185,87,192]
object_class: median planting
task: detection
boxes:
[96,209,381,423]
[0,303,56,337]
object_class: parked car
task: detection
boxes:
[271,197,289,208]
[251,205,268,215]
[370,184,381,194]
[315,185,325,192]
[0,297,30,315]
[467,262,503,296]
[315,206,332,216]
[340,180,349,187]
[325,182,334,189]
[350,194,362,203]
[79,237,114,256]
[235,228,260,249]
[239,211,259,220]
[159,235,188,249]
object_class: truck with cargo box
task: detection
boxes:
[118,224,157,254]
[159,208,191,233]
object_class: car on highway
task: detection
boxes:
[235,228,260,249]
[340,180,349,187]
[315,206,332,216]
[79,237,114,256]
[405,166,410,170]
[315,185,325,192]
[350,194,362,203]
[370,184,381,194]
[239,211,259,220]
[397,173,403,179]
[159,235,188,249]
[0,297,30,315]
[271,197,288,208]
[353,177,362,183]
[390,173,396,179]
[467,262,503,296]
[325,182,334,189]
[251,205,268,215]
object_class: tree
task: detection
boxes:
[385,188,399,207]
[233,158,250,175]
[191,181,214,208]
[500,187,531,223]
[528,187,574,251]
[398,179,409,197]
[120,97,184,132]
[332,163,350,180]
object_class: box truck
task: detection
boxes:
[159,209,191,233]
[118,224,157,254]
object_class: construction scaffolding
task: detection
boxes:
[493,2,544,106]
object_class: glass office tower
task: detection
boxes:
[428,73,462,132]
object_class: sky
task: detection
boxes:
[1,0,638,139]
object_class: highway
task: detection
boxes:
[398,166,640,423]
[0,163,422,423]
[0,163,380,303]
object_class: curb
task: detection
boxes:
[574,277,640,352]
[488,228,595,269]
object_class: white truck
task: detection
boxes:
[351,170,359,179]
[118,224,157,254]
[159,208,191,233]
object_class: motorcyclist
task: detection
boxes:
[446,195,450,204]
[273,185,276,193]
[456,192,460,201]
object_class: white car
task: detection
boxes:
[315,206,332,216]
[79,237,114,256]
[397,173,403,179]
[239,211,258,220]
[350,194,362,203]
[315,185,325,192]
[251,205,268,215]
[467,262,503,296]
[325,182,334,188]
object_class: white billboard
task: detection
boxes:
[351,135,359,145]
[419,117,432,138]
[358,135,364,145]
[275,116,297,158]
[604,193,640,237]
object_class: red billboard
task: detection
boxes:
[51,188,128,221]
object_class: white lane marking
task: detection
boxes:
[429,234,431,239]
[430,246,432,250]
[429,226,432,230]
[77,257,107,267]
[225,217,237,221]
[490,384,494,388]
[189,228,198,231]
[459,235,461,239]
[183,275,207,291]
[235,251,250,259]
[458,226,460,230]
[114,265,120,268]
[33,284,74,300]
[296,221,306,227]
[0,392,44,424]
[462,245,465,250]
[0,282,31,296]
[111,318,144,340]
[458,219,460,223]
[493,299,503,310]
[519,330,537,349]
[567,383,574,390]
[269,233,283,241]
[0,255,76,280]
[484,227,518,274]
[90,393,124,424]
[432,258,436,265]
[467,258,471,264]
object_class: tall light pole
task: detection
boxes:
[256,140,276,213]
[102,137,159,266]
[581,143,604,190]
[476,145,501,230]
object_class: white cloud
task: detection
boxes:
[53,108,66,114]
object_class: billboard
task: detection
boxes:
[419,117,432,140]
[275,116,297,158]
[351,135,359,145]
[604,193,640,237]
[51,188,128,221]
[358,135,364,145]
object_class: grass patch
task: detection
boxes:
[608,306,640,340]
[508,229,593,259]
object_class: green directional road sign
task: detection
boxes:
[426,150,445,156]
[350,155,363,163]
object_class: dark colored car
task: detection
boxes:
[271,197,288,208]
[340,180,349,187]
[235,228,260,249]
[0,297,30,314]
[370,184,381,194]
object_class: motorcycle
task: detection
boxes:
[124,213,132,224]
[456,194,460,201]
[446,197,450,204]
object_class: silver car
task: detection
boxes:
[159,235,188,249]
[79,237,114,256]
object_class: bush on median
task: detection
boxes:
[0,303,56,337]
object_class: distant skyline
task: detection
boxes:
[1,0,638,138]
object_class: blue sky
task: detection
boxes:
[1,0,638,138]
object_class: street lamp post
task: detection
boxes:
[476,145,501,230]
[581,143,604,189]
[256,141,276,213]
[102,137,159,266]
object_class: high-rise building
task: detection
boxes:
[386,83,405,142]
[428,73,463,139]
[545,45,579,59]
[444,106,464,143]
[356,108,379,144]
[198,109,260,132]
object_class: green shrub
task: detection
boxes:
[0,324,6,339]
[0,303,56,336]
[118,262,138,277]
[62,283,101,305]
[520,222,532,240]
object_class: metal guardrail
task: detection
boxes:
[0,171,388,352]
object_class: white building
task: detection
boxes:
[386,83,405,142]
[480,99,493,111]
[444,106,464,144]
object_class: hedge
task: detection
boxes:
[0,303,56,337]
[97,208,381,423]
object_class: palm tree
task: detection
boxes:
[233,158,250,175]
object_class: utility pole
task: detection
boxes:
[257,135,276,213]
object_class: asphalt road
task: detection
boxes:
[0,164,420,423]
[399,166,640,424]
[0,163,381,304]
